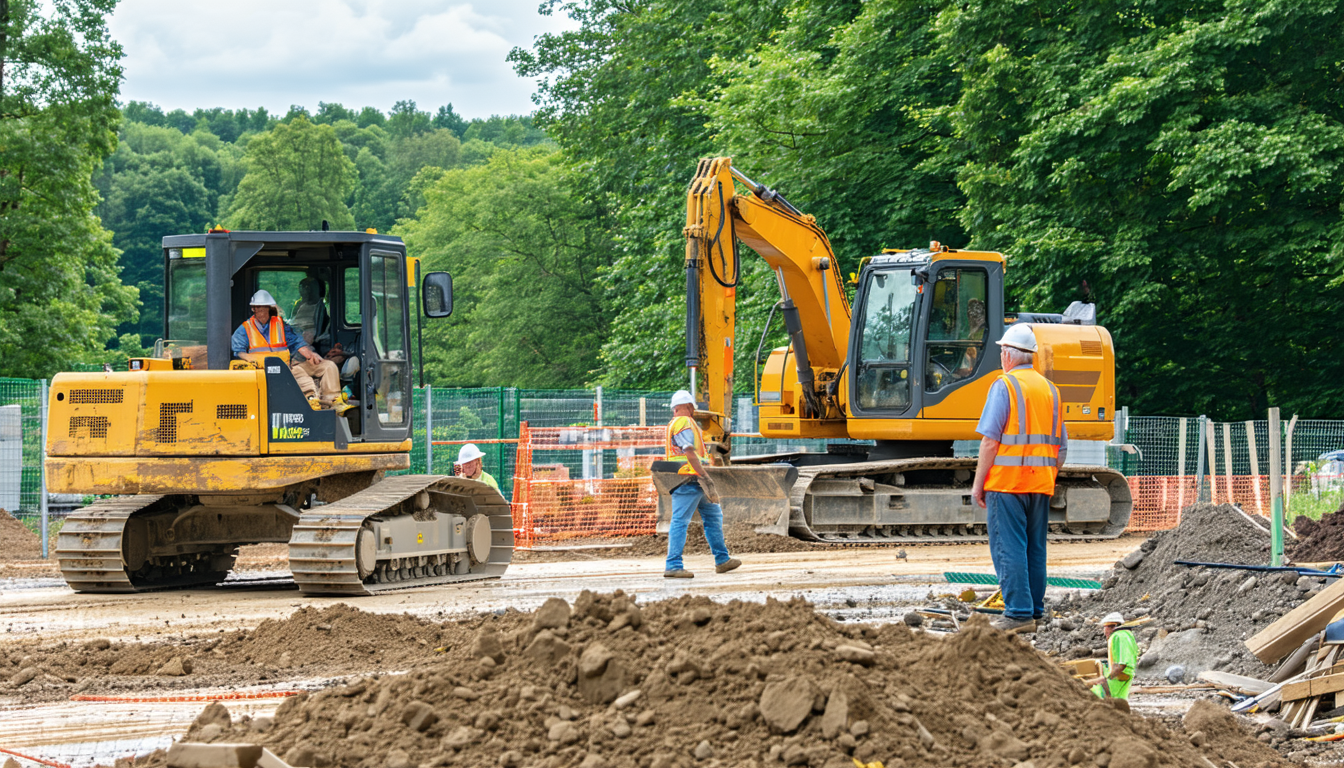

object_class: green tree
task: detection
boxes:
[0,0,137,377]
[226,116,357,230]
[511,0,793,388]
[943,0,1344,419]
[397,148,617,387]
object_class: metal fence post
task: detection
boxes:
[1269,407,1283,566]
[424,386,433,475]
[39,378,48,559]
[1195,415,1208,502]
[496,387,506,481]
[594,386,604,480]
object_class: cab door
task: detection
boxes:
[360,246,412,443]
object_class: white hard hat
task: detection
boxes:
[670,390,695,409]
[996,323,1038,352]
[249,289,278,307]
[455,443,485,466]
[1101,612,1125,626]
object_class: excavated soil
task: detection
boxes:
[1035,504,1308,679]
[0,509,42,561]
[514,523,832,563]
[0,604,527,704]
[151,592,1299,768]
[1287,501,1344,563]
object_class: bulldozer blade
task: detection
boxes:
[653,464,799,536]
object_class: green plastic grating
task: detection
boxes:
[944,572,1102,590]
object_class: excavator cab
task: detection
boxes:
[46,230,512,595]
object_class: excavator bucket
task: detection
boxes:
[652,464,799,536]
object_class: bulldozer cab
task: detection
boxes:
[160,230,449,446]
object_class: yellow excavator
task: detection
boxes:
[46,230,513,595]
[653,158,1131,543]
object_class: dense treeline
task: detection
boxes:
[6,0,1343,420]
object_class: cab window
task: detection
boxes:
[925,268,988,393]
[856,269,917,410]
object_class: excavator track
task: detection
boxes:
[781,459,1130,545]
[56,496,237,593]
[288,474,513,596]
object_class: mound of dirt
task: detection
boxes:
[514,523,834,563]
[164,592,1297,768]
[1287,502,1344,563]
[0,509,43,561]
[1035,504,1307,678]
[0,604,529,704]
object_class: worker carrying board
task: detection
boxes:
[1088,613,1138,701]
[970,323,1067,634]
[662,390,741,579]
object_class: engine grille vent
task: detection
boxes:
[69,416,109,439]
[217,404,248,420]
[70,389,124,404]
[156,402,194,443]
[1078,340,1104,356]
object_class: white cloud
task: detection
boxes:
[108,0,576,119]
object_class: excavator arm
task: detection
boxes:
[683,157,852,457]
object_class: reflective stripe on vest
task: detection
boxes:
[244,316,289,355]
[665,415,708,475]
[984,368,1063,495]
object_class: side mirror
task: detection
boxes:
[422,271,453,318]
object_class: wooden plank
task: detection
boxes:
[1246,575,1344,664]
[1198,671,1273,695]
[1281,673,1344,702]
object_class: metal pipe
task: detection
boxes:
[39,378,48,559]
[685,241,701,382]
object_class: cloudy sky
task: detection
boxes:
[108,0,577,120]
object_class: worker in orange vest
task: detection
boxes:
[233,290,350,414]
[970,323,1066,634]
[663,390,741,579]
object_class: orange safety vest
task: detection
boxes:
[243,316,290,357]
[984,367,1064,495]
[665,414,708,475]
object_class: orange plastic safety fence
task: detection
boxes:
[1124,474,1313,532]
[68,690,301,703]
[511,423,663,549]
[0,746,72,768]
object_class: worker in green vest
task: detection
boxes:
[1088,612,1138,701]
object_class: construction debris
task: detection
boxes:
[135,593,1296,768]
[1036,503,1305,678]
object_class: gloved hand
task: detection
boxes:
[701,476,722,505]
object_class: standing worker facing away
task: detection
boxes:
[454,443,499,491]
[970,323,1066,634]
[663,390,741,579]
[1088,613,1137,704]
[233,290,351,414]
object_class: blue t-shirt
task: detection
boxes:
[231,318,309,358]
[976,365,1067,460]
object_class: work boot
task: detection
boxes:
[306,396,323,411]
[664,569,694,579]
[715,558,742,574]
[988,615,1036,634]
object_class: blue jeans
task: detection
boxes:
[665,482,731,571]
[986,491,1049,620]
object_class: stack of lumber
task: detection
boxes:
[1245,573,1344,722]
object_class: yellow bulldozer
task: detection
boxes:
[46,230,513,595]
[653,158,1132,543]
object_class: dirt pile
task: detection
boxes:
[0,509,42,561]
[1287,501,1344,562]
[0,604,527,704]
[166,592,1298,768]
[515,523,828,563]
[1035,504,1308,678]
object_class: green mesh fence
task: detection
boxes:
[0,379,43,527]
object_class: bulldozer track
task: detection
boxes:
[288,474,513,597]
[781,459,1131,546]
[55,496,235,593]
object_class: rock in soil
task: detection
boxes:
[132,591,1297,768]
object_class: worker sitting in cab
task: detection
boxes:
[233,290,352,414]
[1088,612,1138,704]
